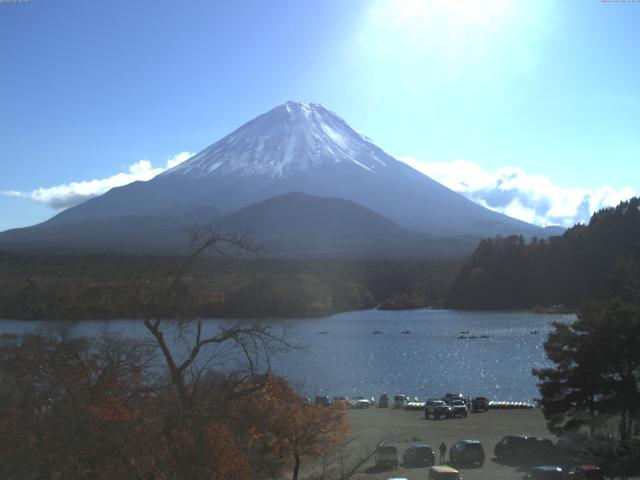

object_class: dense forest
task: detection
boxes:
[447,197,640,309]
[0,252,459,320]
[4,197,638,319]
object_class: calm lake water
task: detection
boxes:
[0,309,574,402]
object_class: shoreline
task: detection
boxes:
[0,306,574,322]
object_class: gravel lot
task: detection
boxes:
[344,407,556,480]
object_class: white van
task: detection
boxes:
[393,394,409,409]
[375,443,399,469]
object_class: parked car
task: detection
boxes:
[471,396,489,412]
[314,395,331,406]
[494,435,555,462]
[424,399,452,419]
[428,465,462,480]
[523,466,564,480]
[443,393,465,403]
[375,443,399,469]
[566,465,605,480]
[379,394,389,408]
[449,439,485,467]
[403,443,435,466]
[449,399,468,417]
[354,396,371,408]
[405,399,425,410]
[393,395,409,409]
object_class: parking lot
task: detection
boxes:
[345,407,557,480]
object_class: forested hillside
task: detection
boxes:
[0,253,458,320]
[447,197,640,309]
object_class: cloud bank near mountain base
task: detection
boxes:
[399,157,636,227]
[4,152,635,229]
[2,152,193,210]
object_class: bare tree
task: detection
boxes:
[124,226,292,479]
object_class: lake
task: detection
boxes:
[0,309,574,402]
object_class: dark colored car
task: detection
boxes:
[566,465,605,480]
[449,439,485,467]
[443,393,465,403]
[494,435,555,462]
[403,443,436,466]
[524,466,564,480]
[378,393,389,408]
[314,395,331,406]
[471,396,489,412]
[425,399,452,419]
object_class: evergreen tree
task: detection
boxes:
[534,248,640,440]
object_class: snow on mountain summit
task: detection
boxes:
[163,101,392,178]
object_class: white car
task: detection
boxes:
[375,443,399,469]
[353,396,371,408]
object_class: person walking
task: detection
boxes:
[438,441,447,464]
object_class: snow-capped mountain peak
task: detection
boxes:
[163,101,391,178]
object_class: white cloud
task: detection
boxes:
[2,152,193,210]
[399,157,636,227]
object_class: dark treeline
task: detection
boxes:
[532,243,640,477]
[447,197,640,309]
[0,252,459,320]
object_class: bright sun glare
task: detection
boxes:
[360,0,534,88]
[387,0,511,33]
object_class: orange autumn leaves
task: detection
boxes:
[237,375,349,459]
[0,334,348,480]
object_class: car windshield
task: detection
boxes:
[378,446,397,455]
[460,442,482,452]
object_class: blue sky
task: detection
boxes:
[1,0,638,230]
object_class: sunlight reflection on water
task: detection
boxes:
[0,309,574,401]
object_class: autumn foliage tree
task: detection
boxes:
[0,331,349,480]
[120,227,348,479]
[232,375,349,480]
[0,331,161,480]
[0,229,351,480]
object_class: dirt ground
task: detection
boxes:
[343,407,558,480]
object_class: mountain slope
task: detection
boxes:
[216,191,410,239]
[212,192,464,258]
[0,192,480,258]
[41,102,546,238]
[0,207,222,254]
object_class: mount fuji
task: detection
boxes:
[0,102,553,256]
